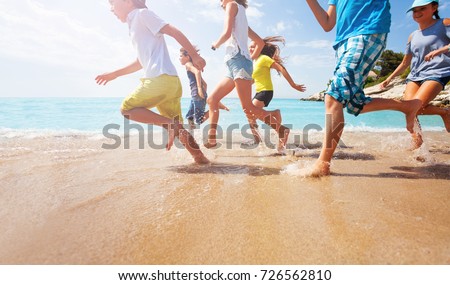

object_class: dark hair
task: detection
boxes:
[432,2,440,19]
[180,46,200,62]
[261,36,286,68]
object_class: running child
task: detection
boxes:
[206,0,288,152]
[245,36,306,148]
[96,0,209,164]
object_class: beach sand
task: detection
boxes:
[0,130,449,265]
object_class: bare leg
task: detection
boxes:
[121,108,209,164]
[202,101,229,123]
[205,78,235,148]
[417,105,450,132]
[311,96,344,177]
[440,108,450,132]
[360,98,422,133]
[404,81,449,132]
[246,98,266,144]
[403,81,447,147]
[218,102,230,111]
[234,79,287,150]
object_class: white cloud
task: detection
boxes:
[247,6,264,19]
[269,21,289,34]
[288,40,333,49]
[439,2,450,10]
[289,53,335,69]
[0,0,132,72]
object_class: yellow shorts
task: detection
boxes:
[121,75,183,121]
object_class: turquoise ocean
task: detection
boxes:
[0,97,445,136]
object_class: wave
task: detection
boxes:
[1,124,444,141]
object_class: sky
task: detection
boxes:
[0,0,449,99]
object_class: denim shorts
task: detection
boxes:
[186,94,207,124]
[225,52,253,81]
[406,76,450,89]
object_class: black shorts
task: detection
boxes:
[253,90,274,107]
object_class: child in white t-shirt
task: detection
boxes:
[96,0,209,164]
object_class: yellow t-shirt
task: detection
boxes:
[253,55,275,93]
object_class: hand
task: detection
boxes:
[379,79,390,90]
[424,50,441,61]
[191,55,206,72]
[198,89,205,99]
[293,83,306,92]
[95,72,117,85]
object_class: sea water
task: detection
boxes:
[0,97,445,136]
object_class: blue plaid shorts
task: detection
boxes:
[326,34,387,116]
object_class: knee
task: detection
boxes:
[206,96,215,107]
[207,97,222,110]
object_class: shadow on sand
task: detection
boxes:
[168,162,281,176]
[334,164,450,180]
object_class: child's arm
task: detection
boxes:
[272,62,306,93]
[160,24,206,71]
[380,35,413,89]
[95,59,142,85]
[212,2,237,50]
[379,54,412,89]
[248,27,264,60]
[185,62,206,99]
[424,18,450,61]
[305,0,336,32]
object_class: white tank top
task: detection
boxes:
[224,3,251,62]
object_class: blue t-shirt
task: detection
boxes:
[406,19,450,81]
[328,0,391,49]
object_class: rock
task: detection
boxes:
[303,91,325,101]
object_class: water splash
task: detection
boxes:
[282,160,318,177]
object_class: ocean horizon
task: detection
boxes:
[0,97,446,138]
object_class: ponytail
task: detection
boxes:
[261,36,286,68]
[432,2,440,19]
[434,11,440,19]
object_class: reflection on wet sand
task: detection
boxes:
[0,131,449,264]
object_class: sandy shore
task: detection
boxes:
[0,130,449,264]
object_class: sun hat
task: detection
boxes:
[407,0,439,12]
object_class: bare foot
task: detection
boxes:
[166,122,180,151]
[277,125,290,154]
[188,118,195,130]
[404,99,422,133]
[193,154,210,164]
[310,160,331,177]
[219,102,230,111]
[410,132,423,150]
[204,142,218,149]
[204,133,218,149]
[442,108,450,132]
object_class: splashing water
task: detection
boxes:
[282,160,319,177]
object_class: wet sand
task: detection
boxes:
[0,130,449,264]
